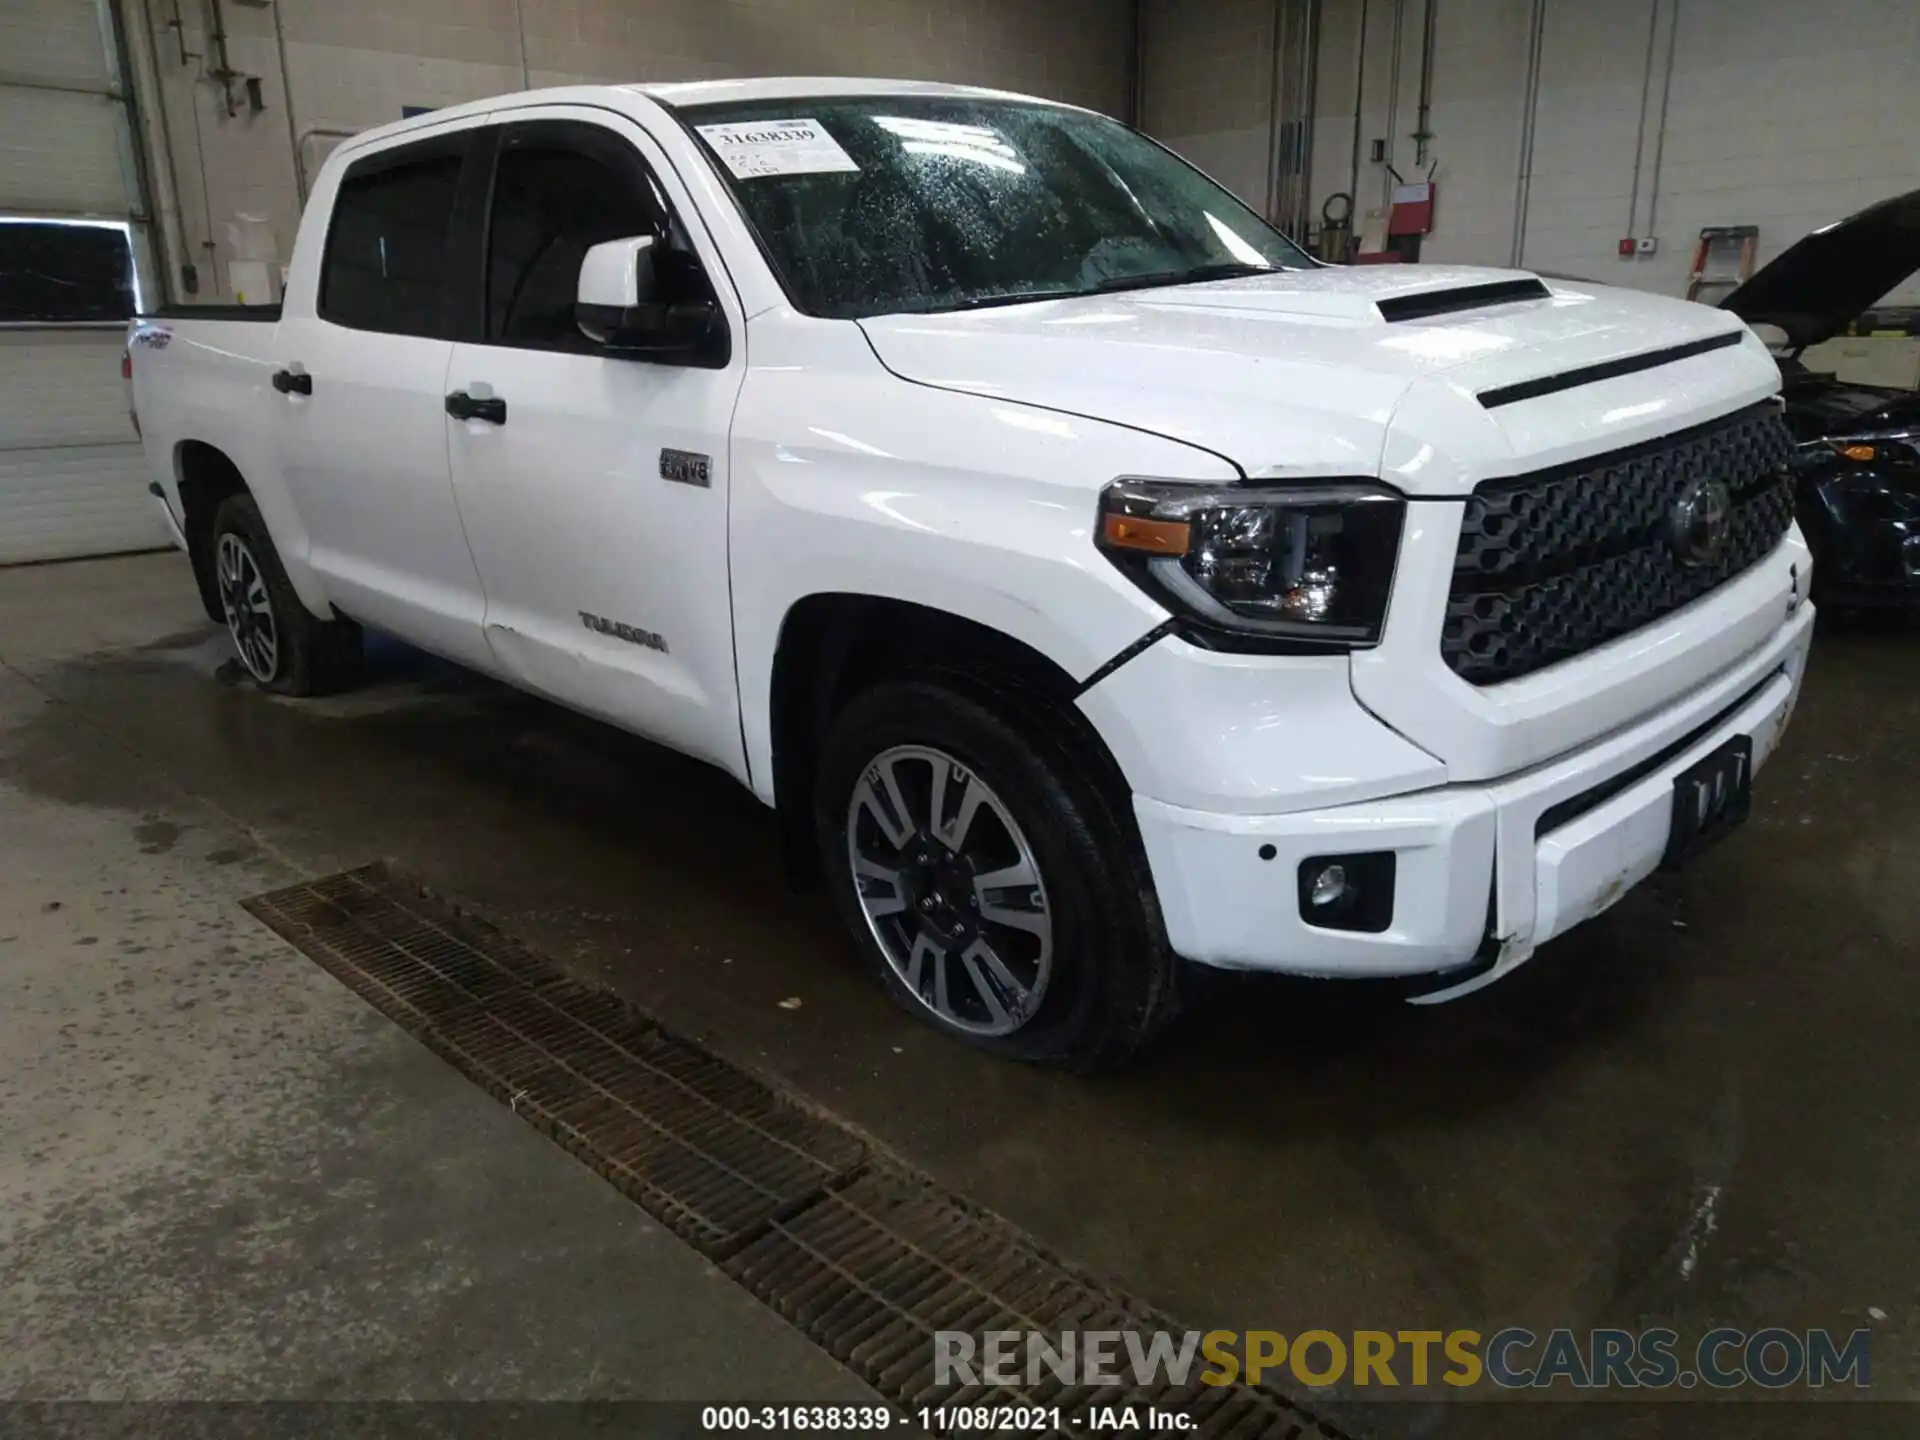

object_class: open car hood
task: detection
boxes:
[1719,188,1920,349]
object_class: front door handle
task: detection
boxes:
[271,368,312,396]
[445,390,506,424]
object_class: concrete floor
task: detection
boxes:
[3,551,1915,1429]
[0,556,877,1408]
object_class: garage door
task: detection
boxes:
[0,0,166,564]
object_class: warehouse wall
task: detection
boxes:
[129,0,1133,305]
[1147,0,1920,301]
[1615,0,1920,298]
[1307,0,1920,297]
[1306,0,1532,267]
[1139,0,1276,205]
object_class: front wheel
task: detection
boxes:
[210,494,362,696]
[815,678,1178,1070]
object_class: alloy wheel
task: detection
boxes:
[216,532,279,682]
[846,744,1053,1037]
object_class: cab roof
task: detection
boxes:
[332,78,1073,161]
[630,77,1049,107]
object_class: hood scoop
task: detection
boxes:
[1133,269,1555,327]
[1374,277,1551,323]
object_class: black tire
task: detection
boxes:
[209,493,362,696]
[814,674,1179,1071]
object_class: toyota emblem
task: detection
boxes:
[1670,478,1732,567]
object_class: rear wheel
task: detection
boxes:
[815,677,1178,1070]
[210,494,362,696]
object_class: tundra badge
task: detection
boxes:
[659,448,711,487]
[579,611,668,653]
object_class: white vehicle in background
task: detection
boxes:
[127,79,1813,1069]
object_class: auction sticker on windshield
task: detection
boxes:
[696,119,860,179]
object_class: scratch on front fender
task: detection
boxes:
[1071,618,1179,699]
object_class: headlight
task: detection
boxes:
[1096,479,1406,647]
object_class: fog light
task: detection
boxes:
[1308,863,1349,908]
[1297,852,1396,933]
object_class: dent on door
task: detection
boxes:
[482,606,701,721]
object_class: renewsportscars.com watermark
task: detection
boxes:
[934,1327,1872,1392]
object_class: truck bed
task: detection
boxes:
[143,304,283,323]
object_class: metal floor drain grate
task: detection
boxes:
[245,864,1348,1440]
[244,864,864,1256]
[728,1169,1343,1438]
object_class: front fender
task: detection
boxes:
[728,313,1232,803]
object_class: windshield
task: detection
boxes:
[679,96,1314,320]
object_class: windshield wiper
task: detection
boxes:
[940,288,1097,312]
[925,262,1285,316]
[1083,260,1282,295]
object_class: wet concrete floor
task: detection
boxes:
[0,556,879,1410]
[3,552,1915,1432]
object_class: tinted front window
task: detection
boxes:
[684,97,1312,320]
[320,150,463,336]
[486,142,660,350]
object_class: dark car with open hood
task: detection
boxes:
[1720,189,1920,611]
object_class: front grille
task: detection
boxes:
[1442,402,1794,685]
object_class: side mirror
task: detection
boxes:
[575,234,725,364]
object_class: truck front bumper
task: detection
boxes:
[1133,602,1814,997]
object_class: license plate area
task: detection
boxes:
[1662,734,1753,868]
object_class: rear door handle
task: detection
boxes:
[445,390,506,424]
[271,368,312,396]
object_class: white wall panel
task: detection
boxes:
[1511,0,1657,279]
[1141,0,1277,205]
[0,80,132,218]
[0,327,162,567]
[1410,0,1532,265]
[0,0,112,88]
[0,330,139,450]
[0,447,162,565]
[1628,0,1920,301]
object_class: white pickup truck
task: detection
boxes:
[128,77,1813,1069]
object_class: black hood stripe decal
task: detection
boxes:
[1478,330,1745,409]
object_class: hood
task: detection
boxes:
[859,265,1759,492]
[1718,188,1920,349]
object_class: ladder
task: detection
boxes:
[1686,225,1759,303]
